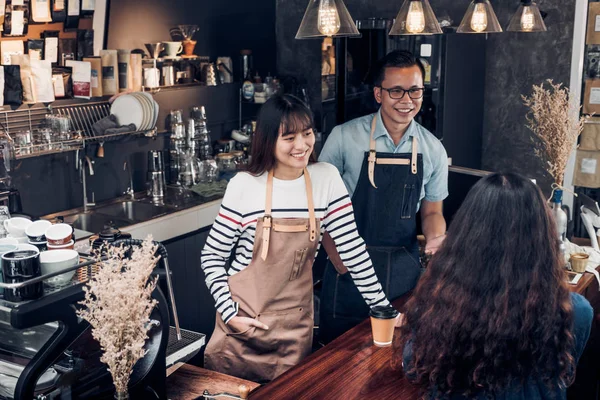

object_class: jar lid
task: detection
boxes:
[369,305,399,320]
[99,227,122,241]
[217,153,234,160]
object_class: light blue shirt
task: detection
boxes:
[319,109,449,209]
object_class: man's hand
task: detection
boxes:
[227,316,269,333]
[425,234,446,254]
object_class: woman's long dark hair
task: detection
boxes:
[398,172,575,397]
[246,94,316,176]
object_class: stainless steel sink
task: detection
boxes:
[94,201,172,222]
[62,212,132,235]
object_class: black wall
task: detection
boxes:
[276,0,576,192]
[106,0,277,79]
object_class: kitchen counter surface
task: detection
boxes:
[42,189,224,244]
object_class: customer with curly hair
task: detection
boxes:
[398,172,593,399]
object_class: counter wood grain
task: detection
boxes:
[249,295,419,400]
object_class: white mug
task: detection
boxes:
[163,41,183,58]
[4,217,32,238]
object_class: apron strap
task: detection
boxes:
[304,168,317,242]
[368,117,378,189]
[261,168,316,261]
[367,115,420,187]
[411,136,418,175]
[261,170,275,261]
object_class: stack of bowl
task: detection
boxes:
[45,224,75,250]
[25,220,52,251]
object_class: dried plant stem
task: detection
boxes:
[78,237,159,394]
[522,79,586,185]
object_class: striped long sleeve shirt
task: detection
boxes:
[201,162,391,323]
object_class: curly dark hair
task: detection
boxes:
[398,172,575,398]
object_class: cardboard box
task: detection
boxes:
[573,149,600,188]
[580,117,600,150]
[583,79,600,115]
[587,3,600,45]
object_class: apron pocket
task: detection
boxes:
[401,183,416,219]
[290,248,308,281]
[241,307,310,353]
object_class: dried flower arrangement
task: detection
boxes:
[522,79,586,185]
[77,237,159,395]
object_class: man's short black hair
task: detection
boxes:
[372,50,425,87]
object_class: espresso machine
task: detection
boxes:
[0,259,170,399]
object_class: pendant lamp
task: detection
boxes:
[389,0,443,35]
[507,0,547,32]
[457,0,503,34]
[295,0,360,39]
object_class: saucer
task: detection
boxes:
[163,56,182,60]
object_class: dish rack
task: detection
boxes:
[0,100,159,160]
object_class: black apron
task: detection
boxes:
[319,115,423,344]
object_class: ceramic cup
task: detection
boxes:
[25,220,52,243]
[369,305,399,347]
[163,41,183,58]
[2,249,42,302]
[3,217,32,238]
[45,223,73,246]
[47,240,75,251]
[0,243,18,294]
[40,249,79,288]
[570,252,589,274]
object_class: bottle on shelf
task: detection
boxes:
[241,50,255,102]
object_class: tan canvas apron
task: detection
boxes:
[204,168,320,383]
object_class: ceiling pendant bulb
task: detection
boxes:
[507,0,547,32]
[457,0,503,34]
[296,0,360,39]
[318,0,341,36]
[389,0,443,36]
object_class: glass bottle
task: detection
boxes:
[550,189,568,262]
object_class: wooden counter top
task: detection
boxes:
[249,294,418,400]
[167,363,260,400]
[166,258,600,400]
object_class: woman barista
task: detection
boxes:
[202,94,394,383]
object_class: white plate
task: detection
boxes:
[139,91,159,129]
[110,95,144,131]
[131,93,151,131]
[136,92,155,130]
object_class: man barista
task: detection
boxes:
[318,50,448,343]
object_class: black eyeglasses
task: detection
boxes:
[379,86,425,100]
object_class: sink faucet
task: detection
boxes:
[124,161,135,199]
[81,156,95,212]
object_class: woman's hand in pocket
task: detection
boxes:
[227,316,269,333]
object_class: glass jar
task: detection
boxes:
[216,153,236,180]
[231,150,246,170]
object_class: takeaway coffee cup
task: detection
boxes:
[369,305,399,347]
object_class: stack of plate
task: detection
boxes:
[110,92,160,132]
